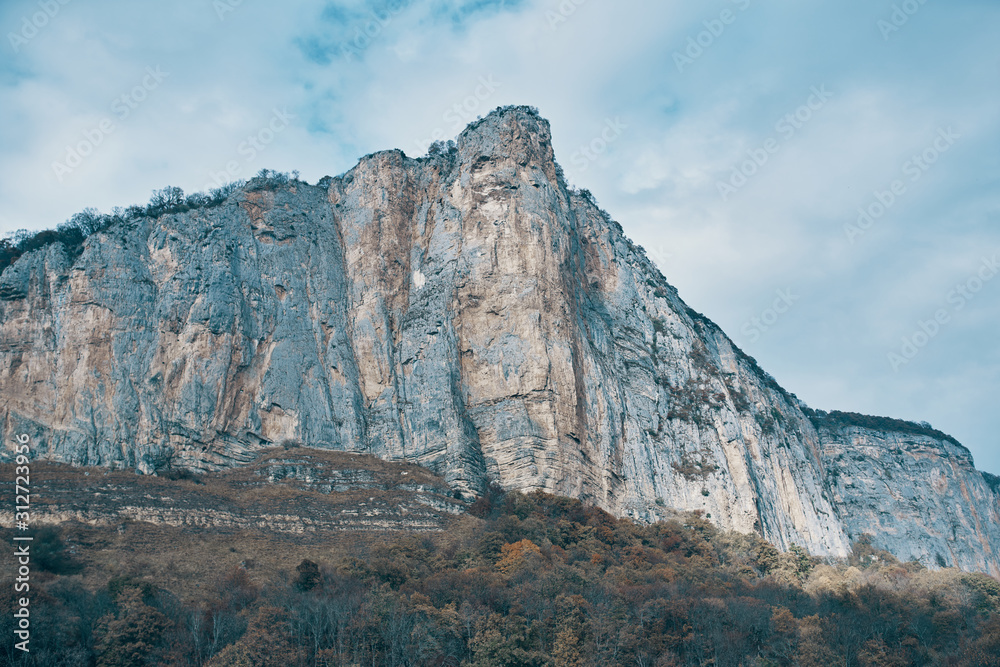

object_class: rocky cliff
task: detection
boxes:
[814,411,1000,576]
[1,106,996,574]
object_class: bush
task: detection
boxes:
[31,525,81,574]
[294,559,321,592]
[94,587,172,667]
[0,181,246,276]
[809,410,962,446]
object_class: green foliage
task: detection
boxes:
[294,559,321,592]
[963,573,1000,614]
[207,606,295,667]
[30,525,81,574]
[984,472,1000,495]
[672,451,719,481]
[467,613,548,667]
[106,576,158,603]
[850,534,900,569]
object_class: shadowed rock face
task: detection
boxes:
[817,421,1000,576]
[1,106,996,573]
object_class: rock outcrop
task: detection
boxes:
[0,448,465,534]
[1,106,996,574]
[814,412,1000,576]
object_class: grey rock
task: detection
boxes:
[1,106,996,574]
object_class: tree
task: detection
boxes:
[94,587,171,667]
[31,525,81,574]
[963,617,1000,667]
[467,613,545,667]
[552,626,584,667]
[857,638,908,667]
[207,606,295,667]
[148,186,185,211]
[61,207,106,236]
[294,559,321,592]
[496,539,542,574]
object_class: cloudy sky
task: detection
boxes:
[2,0,998,473]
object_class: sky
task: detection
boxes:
[1,0,998,474]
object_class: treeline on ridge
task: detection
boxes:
[0,169,301,275]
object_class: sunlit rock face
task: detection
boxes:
[2,106,996,574]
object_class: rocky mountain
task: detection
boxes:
[1,106,996,575]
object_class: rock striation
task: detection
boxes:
[0,448,464,534]
[814,412,1000,576]
[1,106,996,574]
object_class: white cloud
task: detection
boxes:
[0,0,998,472]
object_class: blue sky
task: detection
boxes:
[1,0,998,473]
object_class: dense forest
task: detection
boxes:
[2,486,998,667]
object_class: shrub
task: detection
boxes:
[984,472,1000,495]
[1,181,245,275]
[94,587,172,667]
[294,559,321,592]
[810,410,962,446]
[31,525,81,574]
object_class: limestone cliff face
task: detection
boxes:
[0,106,995,572]
[815,416,1000,576]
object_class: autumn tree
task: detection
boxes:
[207,606,295,667]
[94,586,171,667]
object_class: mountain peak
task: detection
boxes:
[453,105,557,174]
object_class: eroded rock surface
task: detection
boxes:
[0,449,464,534]
[815,414,1000,576]
[1,106,996,573]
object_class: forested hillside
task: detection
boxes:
[3,485,998,666]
